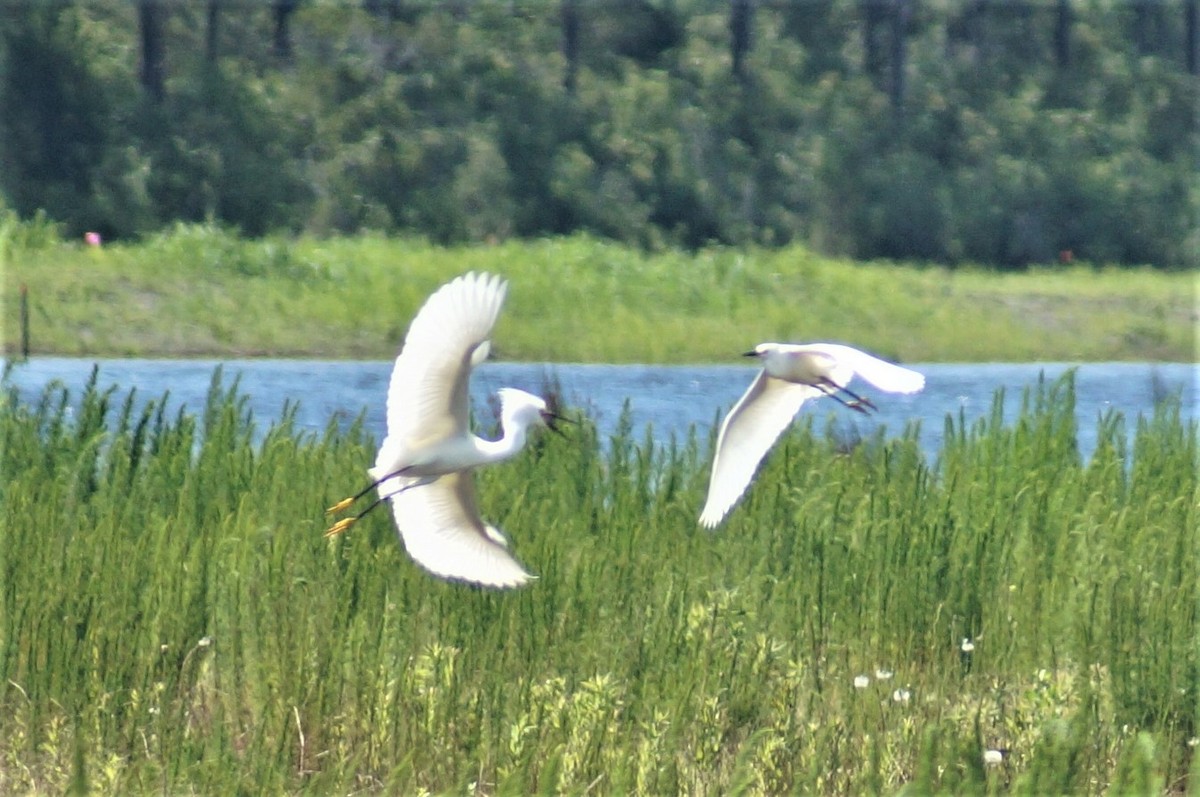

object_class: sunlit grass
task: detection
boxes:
[2,224,1194,361]
[1,368,1195,794]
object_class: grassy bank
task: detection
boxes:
[2,224,1195,362]
[1,370,1196,794]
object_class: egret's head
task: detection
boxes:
[743,343,775,358]
[495,388,571,433]
[496,388,545,423]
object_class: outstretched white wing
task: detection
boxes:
[384,272,508,453]
[699,370,820,528]
[386,471,534,589]
[802,343,925,393]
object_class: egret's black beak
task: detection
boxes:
[543,411,574,436]
[742,350,760,358]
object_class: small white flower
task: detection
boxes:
[148,707,160,716]
[982,749,1004,766]
[960,638,975,653]
[892,688,911,703]
[853,675,870,689]
[198,636,213,648]
[1187,737,1198,748]
[874,668,893,680]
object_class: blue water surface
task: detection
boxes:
[4,358,1195,460]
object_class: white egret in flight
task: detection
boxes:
[699,343,925,528]
[326,272,564,589]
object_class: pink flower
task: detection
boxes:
[85,232,102,247]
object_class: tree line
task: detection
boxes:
[1,1,1196,268]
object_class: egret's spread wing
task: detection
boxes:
[386,272,508,447]
[387,471,534,589]
[699,371,819,528]
[805,344,925,394]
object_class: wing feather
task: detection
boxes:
[699,371,819,528]
[803,344,925,393]
[385,471,534,589]
[385,272,508,449]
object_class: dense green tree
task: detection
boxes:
[0,4,136,238]
[0,0,1194,267]
[136,1,166,102]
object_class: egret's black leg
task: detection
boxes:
[817,378,875,415]
[324,475,439,536]
[326,465,416,515]
[836,383,877,411]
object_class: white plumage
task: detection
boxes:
[327,272,560,589]
[699,343,925,528]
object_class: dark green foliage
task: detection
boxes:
[133,65,313,237]
[0,3,1194,267]
[0,5,133,240]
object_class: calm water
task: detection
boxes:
[4,358,1196,460]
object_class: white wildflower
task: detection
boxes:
[853,675,870,689]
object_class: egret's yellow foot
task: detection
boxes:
[325,517,357,538]
[325,497,355,515]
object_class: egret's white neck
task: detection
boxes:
[474,417,533,463]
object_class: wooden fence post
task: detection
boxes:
[20,282,30,360]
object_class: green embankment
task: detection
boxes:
[1,372,1195,794]
[3,226,1195,362]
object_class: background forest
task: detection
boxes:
[0,0,1196,269]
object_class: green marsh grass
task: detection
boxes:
[3,223,1194,362]
[1,370,1196,794]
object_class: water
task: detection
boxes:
[4,358,1195,460]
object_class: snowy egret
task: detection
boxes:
[699,343,925,528]
[325,272,564,589]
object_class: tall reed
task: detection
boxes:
[1,369,1194,794]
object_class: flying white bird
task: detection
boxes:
[325,272,564,589]
[699,343,925,528]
